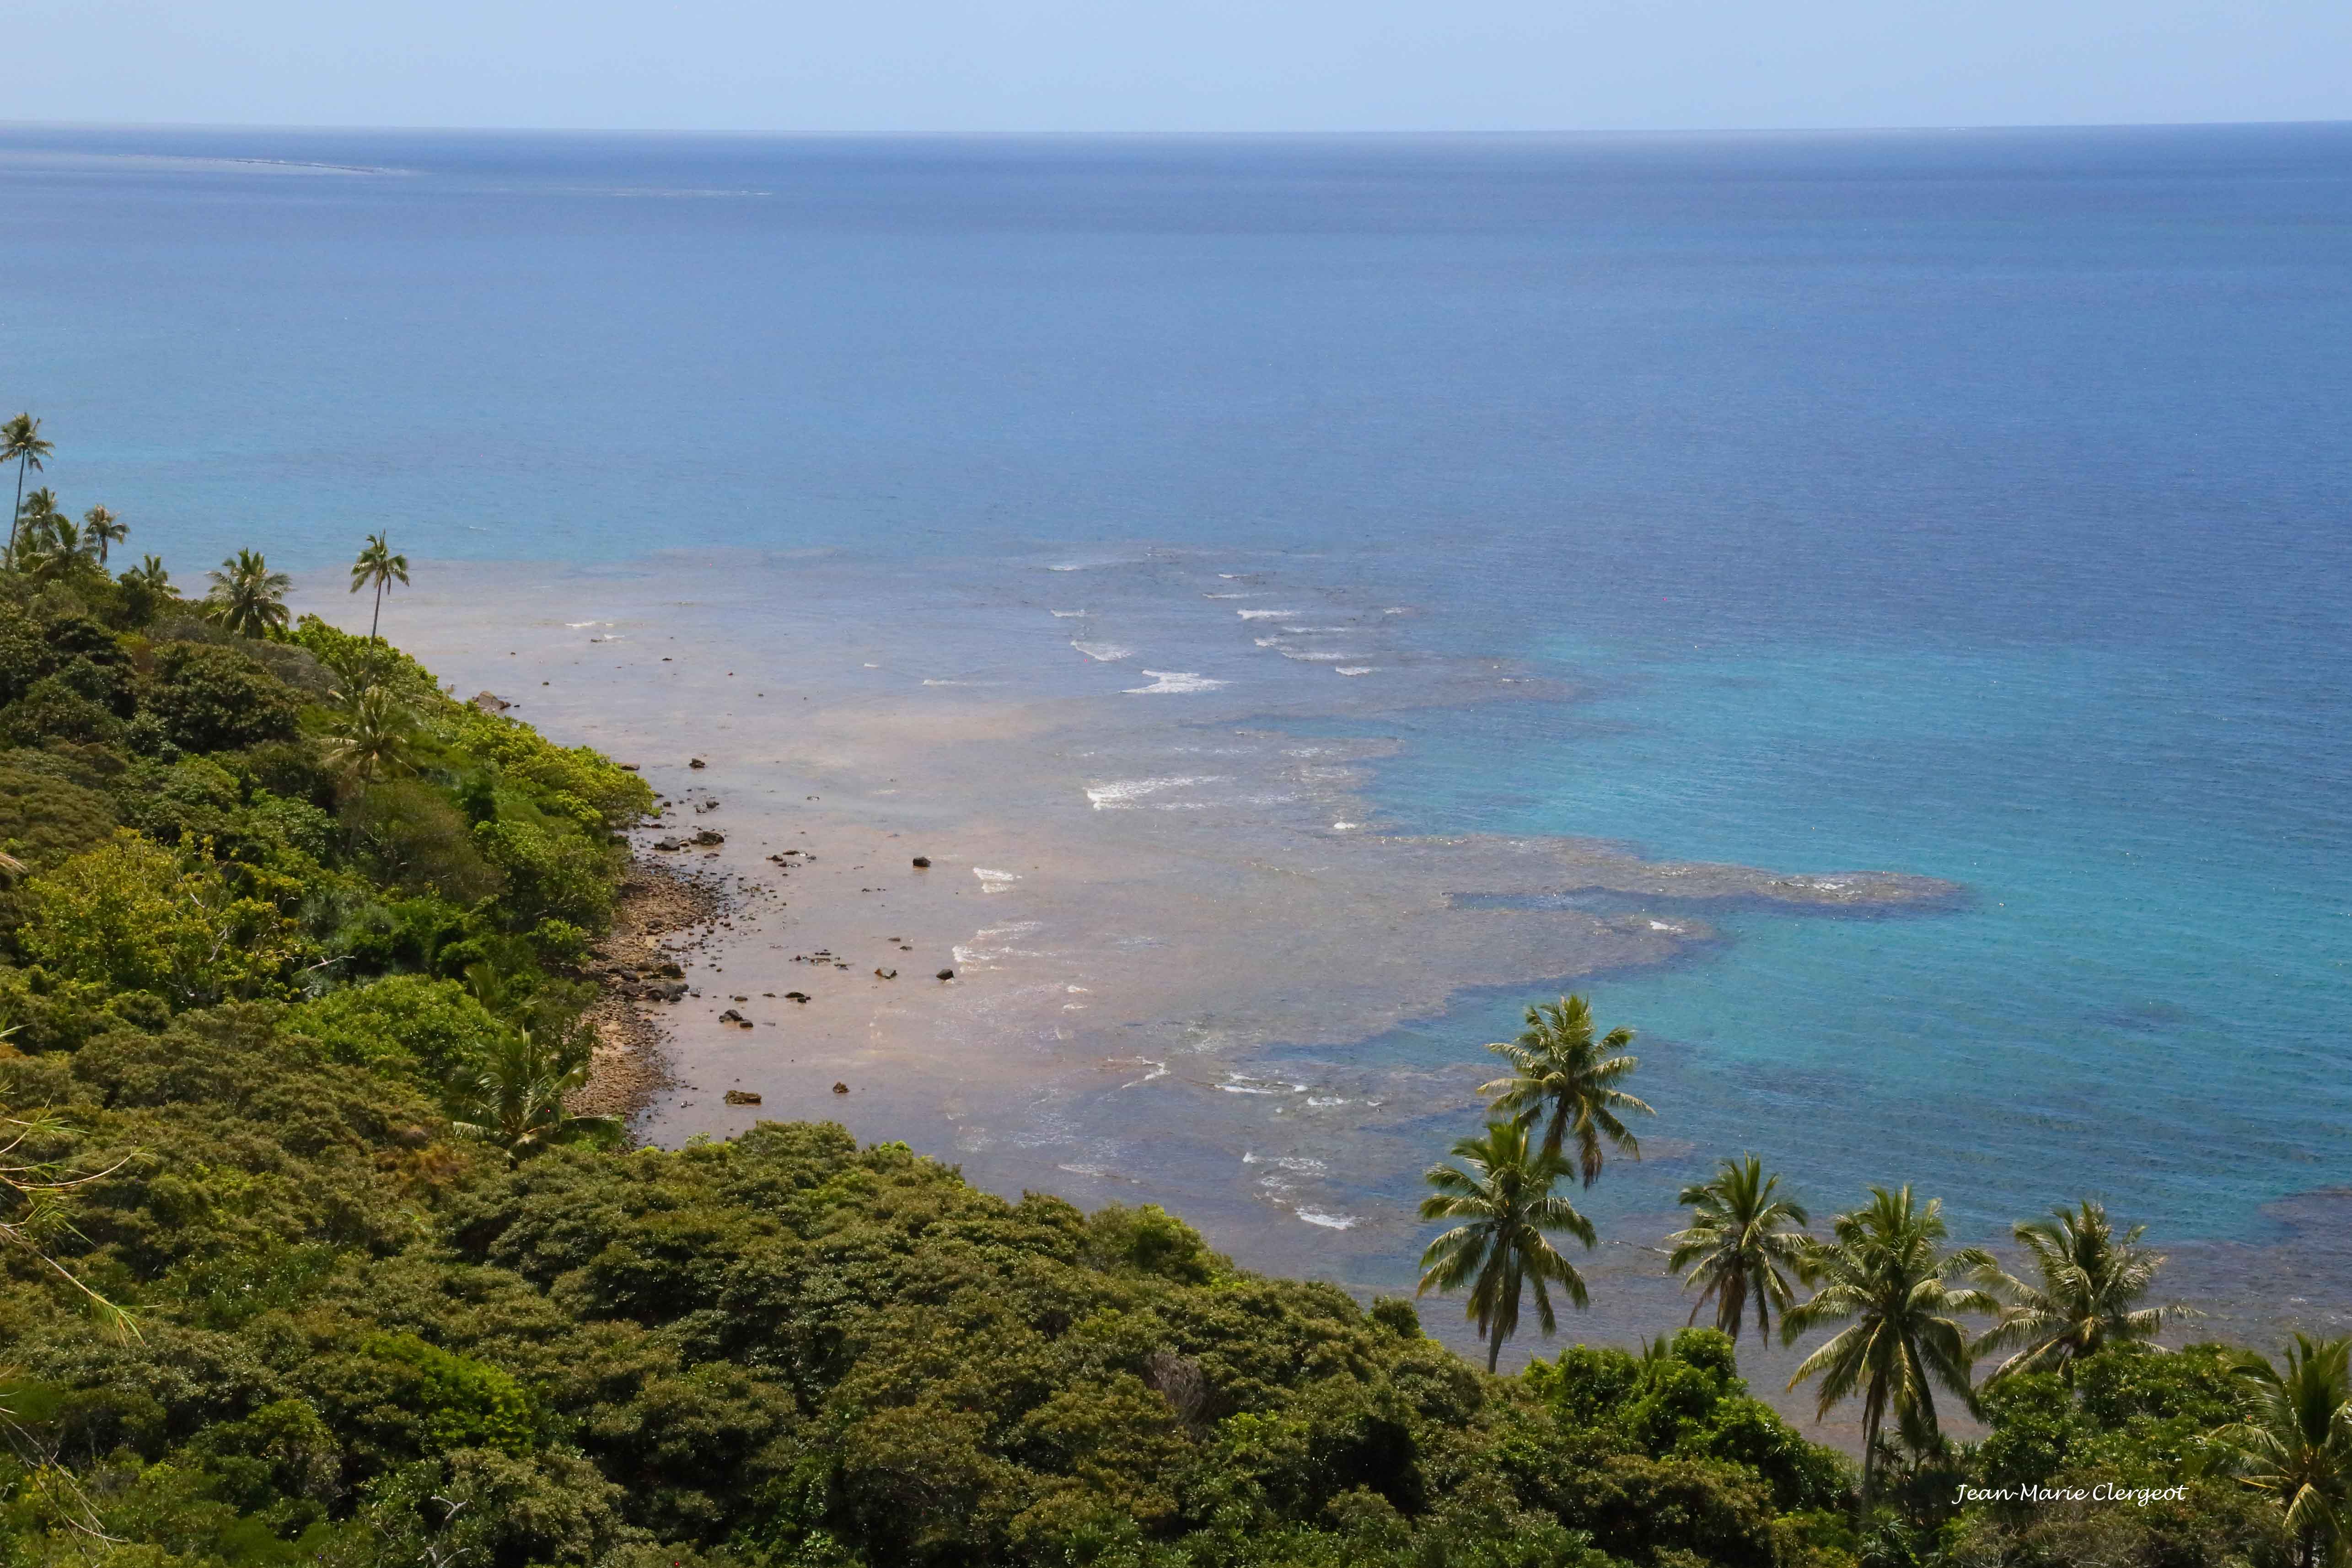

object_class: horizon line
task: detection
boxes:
[4,116,2348,141]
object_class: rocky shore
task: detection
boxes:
[569,856,731,1121]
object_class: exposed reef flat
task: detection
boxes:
[341,549,1960,1280]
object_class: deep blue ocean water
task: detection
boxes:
[4,124,2348,1257]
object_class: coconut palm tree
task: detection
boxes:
[20,514,85,584]
[80,505,125,565]
[349,532,410,641]
[2,414,52,565]
[1418,1119,1597,1374]
[1666,1155,1813,1343]
[14,487,63,556]
[1782,1185,1998,1509]
[1974,1200,2199,1385]
[2207,1336,2352,1568]
[1480,993,1652,1188]
[205,549,292,638]
[451,1028,612,1157]
[322,685,419,791]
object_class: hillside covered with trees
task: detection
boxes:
[0,421,2337,1568]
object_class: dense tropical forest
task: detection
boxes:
[0,413,2343,1568]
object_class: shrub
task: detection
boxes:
[285,974,510,1094]
[18,832,307,1008]
[145,642,303,753]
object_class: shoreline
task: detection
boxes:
[298,549,2352,1384]
[570,856,732,1122]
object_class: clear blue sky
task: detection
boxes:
[12,0,2349,133]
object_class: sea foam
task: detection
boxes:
[1124,671,1226,694]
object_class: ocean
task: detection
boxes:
[5,122,2349,1370]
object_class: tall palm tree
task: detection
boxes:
[1418,1119,1597,1374]
[349,532,410,641]
[2,414,52,565]
[1782,1185,1998,1509]
[80,505,125,565]
[322,685,419,790]
[1666,1155,1813,1343]
[205,549,293,638]
[452,1028,612,1156]
[2207,1336,2352,1568]
[1974,1200,2199,1385]
[1480,994,1652,1187]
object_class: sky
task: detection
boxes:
[10,0,2350,133]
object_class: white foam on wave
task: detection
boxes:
[1242,1152,1329,1174]
[1219,1081,1284,1095]
[1050,609,1089,618]
[565,620,610,628]
[1237,609,1301,620]
[1070,641,1135,662]
[1296,1210,1359,1230]
[977,921,1043,939]
[1280,650,1356,662]
[1122,1059,1169,1087]
[972,868,1022,891]
[1335,667,1377,677]
[1282,626,1349,634]
[1203,592,1252,599]
[1307,1096,1348,1107]
[1085,775,1228,810]
[1124,671,1226,694]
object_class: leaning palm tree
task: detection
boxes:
[349,532,410,641]
[2,414,52,564]
[2207,1336,2352,1568]
[1974,1200,2199,1385]
[1666,1155,1813,1343]
[1782,1185,1998,1509]
[1481,994,1652,1187]
[451,1028,612,1157]
[80,505,125,565]
[1418,1118,1597,1374]
[205,549,293,638]
[322,685,419,791]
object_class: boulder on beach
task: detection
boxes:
[874,967,897,979]
[693,827,725,845]
[911,855,931,868]
[831,1082,848,1095]
[935,968,955,981]
[723,1089,762,1106]
[689,757,707,769]
[470,691,512,714]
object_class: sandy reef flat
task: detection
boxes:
[308,547,2348,1395]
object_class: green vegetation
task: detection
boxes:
[1418,1120,1594,1374]
[1665,1155,1810,1345]
[0,422,2333,1567]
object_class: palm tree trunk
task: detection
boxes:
[1487,1330,1501,1375]
[371,577,383,640]
[1859,1383,1884,1514]
[8,457,23,567]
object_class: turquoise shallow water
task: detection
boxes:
[1340,633,2349,1244]
[3,123,2348,1280]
